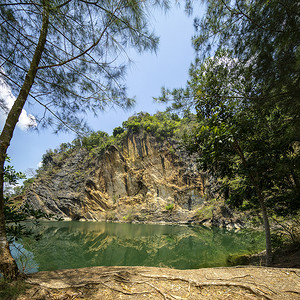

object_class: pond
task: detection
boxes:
[11,221,265,274]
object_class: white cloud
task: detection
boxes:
[0,75,37,130]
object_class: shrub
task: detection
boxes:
[0,279,30,300]
[165,203,174,211]
[113,126,125,137]
[196,204,214,220]
[123,213,134,222]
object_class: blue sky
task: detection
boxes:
[4,4,202,176]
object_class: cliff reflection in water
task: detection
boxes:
[20,221,265,272]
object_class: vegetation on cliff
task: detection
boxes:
[22,111,221,227]
[37,111,195,170]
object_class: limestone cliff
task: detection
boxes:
[24,130,243,228]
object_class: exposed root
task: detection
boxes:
[143,282,169,300]
[22,267,300,300]
[195,282,273,300]
[284,290,300,295]
[289,270,300,277]
[99,281,151,296]
[140,274,274,299]
[205,274,253,280]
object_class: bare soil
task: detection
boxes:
[17,266,300,300]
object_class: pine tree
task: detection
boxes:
[0,0,170,279]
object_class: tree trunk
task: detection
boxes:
[256,189,272,266]
[0,177,20,280]
[233,140,272,266]
[0,1,49,280]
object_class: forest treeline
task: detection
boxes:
[36,111,191,167]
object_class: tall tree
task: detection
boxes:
[192,0,299,135]
[0,0,173,279]
[186,52,274,265]
[192,2,300,258]
[157,0,299,265]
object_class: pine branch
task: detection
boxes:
[37,0,123,70]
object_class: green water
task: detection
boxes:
[12,221,265,273]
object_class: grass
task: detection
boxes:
[0,278,30,300]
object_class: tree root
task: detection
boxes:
[195,282,273,300]
[99,281,151,296]
[205,274,253,280]
[284,290,300,295]
[25,269,300,300]
[204,274,277,295]
[140,274,274,299]
[143,282,169,300]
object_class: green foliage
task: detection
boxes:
[226,254,251,266]
[196,204,214,220]
[189,50,299,216]
[165,203,174,211]
[4,157,53,244]
[0,0,171,133]
[193,0,299,112]
[41,149,55,169]
[0,279,29,300]
[82,131,109,150]
[113,126,125,137]
[168,146,175,155]
[189,0,300,216]
[82,131,118,158]
[4,157,26,185]
[123,213,134,222]
[122,111,194,141]
[21,178,35,192]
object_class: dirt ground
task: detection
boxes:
[17,265,300,300]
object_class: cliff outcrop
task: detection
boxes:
[24,129,243,228]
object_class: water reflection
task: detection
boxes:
[17,221,264,272]
[10,242,38,274]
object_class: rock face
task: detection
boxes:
[24,131,243,227]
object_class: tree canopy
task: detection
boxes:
[157,0,300,265]
[193,0,300,132]
[0,0,191,280]
[0,0,170,131]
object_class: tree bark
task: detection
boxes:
[256,189,272,265]
[0,1,49,280]
[233,140,272,266]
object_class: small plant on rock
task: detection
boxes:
[165,203,174,211]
